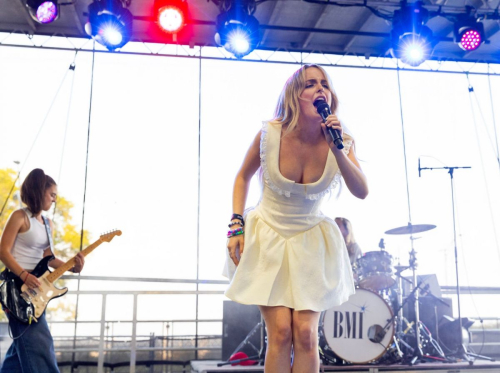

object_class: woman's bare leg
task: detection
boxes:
[291,309,321,373]
[259,306,293,373]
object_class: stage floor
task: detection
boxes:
[191,360,500,373]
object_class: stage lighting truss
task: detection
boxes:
[25,0,59,24]
[155,0,188,34]
[391,2,434,67]
[85,0,133,51]
[453,13,485,52]
[214,0,261,58]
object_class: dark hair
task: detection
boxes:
[21,168,56,216]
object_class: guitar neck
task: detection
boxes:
[47,239,103,283]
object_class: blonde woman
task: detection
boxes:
[224,65,368,372]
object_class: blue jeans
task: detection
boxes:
[0,312,59,373]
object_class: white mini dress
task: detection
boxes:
[223,121,356,312]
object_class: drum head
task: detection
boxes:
[320,289,394,364]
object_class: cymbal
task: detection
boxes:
[385,223,436,235]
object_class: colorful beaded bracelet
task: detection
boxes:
[228,221,243,228]
[227,227,244,238]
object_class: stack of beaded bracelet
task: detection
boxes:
[227,227,244,238]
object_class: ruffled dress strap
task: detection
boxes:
[260,121,294,197]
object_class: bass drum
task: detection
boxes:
[319,289,395,364]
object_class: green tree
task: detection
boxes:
[0,168,90,321]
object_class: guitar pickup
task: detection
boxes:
[21,292,32,304]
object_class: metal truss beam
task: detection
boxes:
[0,32,499,76]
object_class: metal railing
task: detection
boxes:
[1,276,499,373]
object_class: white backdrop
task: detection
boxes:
[0,41,499,326]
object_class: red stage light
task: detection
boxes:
[155,0,188,34]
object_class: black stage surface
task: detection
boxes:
[191,360,500,373]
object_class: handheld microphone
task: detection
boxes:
[313,100,344,150]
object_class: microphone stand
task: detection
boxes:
[419,163,493,363]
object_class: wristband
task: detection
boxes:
[227,227,244,238]
[228,221,243,228]
[231,214,245,226]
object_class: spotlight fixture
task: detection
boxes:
[26,0,59,24]
[454,15,485,52]
[85,0,133,51]
[155,0,188,34]
[391,2,434,67]
[214,2,261,58]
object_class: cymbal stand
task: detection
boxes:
[408,236,424,365]
[394,265,411,335]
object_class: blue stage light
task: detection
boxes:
[391,3,434,67]
[85,0,133,51]
[214,4,260,58]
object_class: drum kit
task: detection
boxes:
[318,222,447,365]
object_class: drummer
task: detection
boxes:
[335,217,362,266]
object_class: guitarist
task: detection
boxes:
[0,168,84,373]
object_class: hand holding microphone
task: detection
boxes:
[314,99,344,150]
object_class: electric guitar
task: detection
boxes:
[0,230,121,323]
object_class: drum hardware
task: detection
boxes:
[368,281,427,348]
[217,316,265,367]
[418,321,447,361]
[386,222,437,365]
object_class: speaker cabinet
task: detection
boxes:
[403,296,453,338]
[222,301,262,361]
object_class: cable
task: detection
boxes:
[453,172,486,355]
[395,64,413,224]
[70,41,96,373]
[1,62,72,209]
[53,52,78,220]
[466,74,500,266]
[486,65,500,171]
[0,172,20,217]
[463,73,500,356]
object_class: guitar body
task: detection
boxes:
[0,256,68,323]
[0,229,121,324]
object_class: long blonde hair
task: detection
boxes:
[270,64,339,136]
[335,217,356,246]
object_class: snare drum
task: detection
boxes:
[319,289,395,364]
[357,251,396,291]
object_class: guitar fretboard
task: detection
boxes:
[46,239,103,283]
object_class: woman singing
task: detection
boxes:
[223,64,368,372]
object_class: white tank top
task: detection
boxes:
[12,208,49,270]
